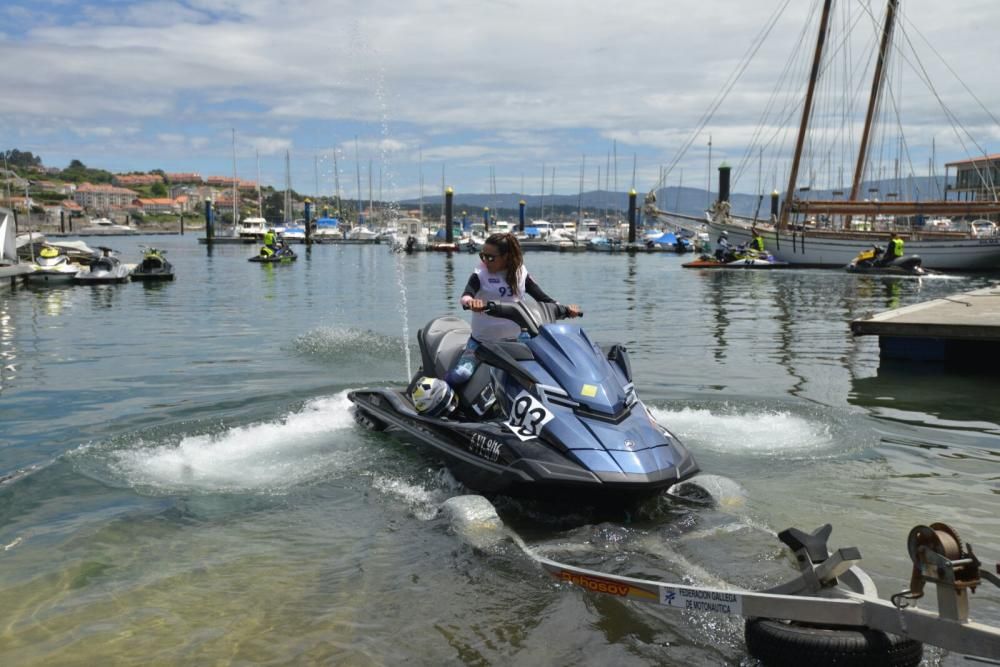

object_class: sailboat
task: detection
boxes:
[648,0,1000,271]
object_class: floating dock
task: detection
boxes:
[851,284,1000,363]
[1,264,33,288]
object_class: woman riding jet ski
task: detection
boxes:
[348,300,700,499]
[846,244,927,276]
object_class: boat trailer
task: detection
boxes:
[537,521,1000,664]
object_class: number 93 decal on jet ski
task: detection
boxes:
[504,390,555,441]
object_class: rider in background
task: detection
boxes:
[447,232,581,385]
[715,231,731,261]
[261,228,278,257]
[880,231,904,266]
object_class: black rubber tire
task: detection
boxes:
[745,618,923,667]
[352,407,388,432]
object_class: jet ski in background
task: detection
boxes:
[847,246,928,276]
[250,239,297,263]
[26,244,88,284]
[130,246,175,281]
[348,301,699,500]
[73,247,132,284]
[683,245,788,269]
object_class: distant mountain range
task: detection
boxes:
[398,176,951,219]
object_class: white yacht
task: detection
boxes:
[237,216,269,239]
[345,225,378,241]
[392,218,428,250]
[313,217,343,242]
[81,217,137,234]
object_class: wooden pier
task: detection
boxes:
[1,264,33,289]
[851,284,1000,363]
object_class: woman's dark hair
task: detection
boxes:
[484,232,523,295]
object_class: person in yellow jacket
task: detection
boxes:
[880,231,904,266]
[261,229,277,257]
[749,227,765,252]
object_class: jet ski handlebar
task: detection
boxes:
[462,301,583,336]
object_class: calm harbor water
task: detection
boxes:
[1,235,998,666]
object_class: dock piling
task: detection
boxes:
[445,188,454,244]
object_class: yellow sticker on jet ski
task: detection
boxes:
[581,384,598,397]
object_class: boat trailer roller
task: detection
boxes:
[537,521,1000,663]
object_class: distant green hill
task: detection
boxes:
[398,176,950,219]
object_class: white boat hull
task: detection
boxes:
[708,217,1000,271]
[26,267,80,283]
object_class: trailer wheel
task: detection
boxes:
[352,407,388,432]
[745,617,922,667]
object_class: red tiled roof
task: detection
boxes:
[77,182,139,195]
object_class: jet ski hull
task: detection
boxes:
[26,268,80,284]
[349,387,699,498]
[249,253,297,263]
[131,257,175,280]
[846,257,927,276]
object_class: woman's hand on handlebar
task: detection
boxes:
[467,298,488,312]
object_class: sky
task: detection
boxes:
[1,0,998,201]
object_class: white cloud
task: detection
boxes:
[1,0,997,193]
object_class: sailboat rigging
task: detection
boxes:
[647,0,1000,270]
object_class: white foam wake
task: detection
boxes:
[109,392,359,494]
[650,405,835,456]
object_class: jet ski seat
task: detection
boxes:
[418,316,472,381]
[417,315,500,417]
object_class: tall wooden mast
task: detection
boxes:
[849,0,898,207]
[779,0,834,230]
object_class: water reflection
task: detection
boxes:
[28,283,74,317]
[0,300,15,394]
[85,283,126,309]
[442,254,455,303]
[849,360,1000,432]
[260,262,278,300]
[623,254,637,309]
[706,272,731,360]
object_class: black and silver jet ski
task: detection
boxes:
[348,301,699,499]
[250,241,297,263]
[130,246,175,281]
[847,246,928,276]
[73,247,132,284]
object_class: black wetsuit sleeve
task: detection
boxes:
[525,275,555,303]
[461,273,481,298]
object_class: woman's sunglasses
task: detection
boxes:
[479,252,501,262]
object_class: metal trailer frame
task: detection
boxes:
[536,522,1000,661]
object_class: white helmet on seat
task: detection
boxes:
[410,377,457,417]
